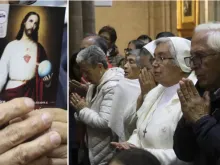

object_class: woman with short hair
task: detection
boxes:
[71,45,124,165]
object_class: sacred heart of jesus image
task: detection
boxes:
[38,60,52,78]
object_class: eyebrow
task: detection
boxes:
[190,50,207,55]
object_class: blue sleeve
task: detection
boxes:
[193,115,220,156]
[173,117,198,162]
[56,25,67,109]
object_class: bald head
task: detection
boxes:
[80,35,108,54]
[80,36,97,49]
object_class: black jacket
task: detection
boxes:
[173,84,220,165]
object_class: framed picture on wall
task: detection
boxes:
[177,0,199,37]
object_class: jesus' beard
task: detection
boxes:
[24,28,34,39]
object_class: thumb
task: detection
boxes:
[203,91,210,105]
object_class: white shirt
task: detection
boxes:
[0,40,37,91]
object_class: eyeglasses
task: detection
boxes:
[152,56,174,64]
[184,53,217,68]
[124,48,132,55]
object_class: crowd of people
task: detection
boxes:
[70,24,220,165]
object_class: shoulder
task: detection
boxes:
[6,40,17,47]
[101,80,120,95]
[3,40,19,51]
[37,42,45,50]
[37,42,47,56]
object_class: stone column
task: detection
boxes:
[69,1,83,55]
[82,1,96,36]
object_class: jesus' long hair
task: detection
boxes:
[16,12,40,42]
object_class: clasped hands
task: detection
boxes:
[139,67,156,96]
[0,97,67,165]
[177,78,210,123]
[70,93,87,112]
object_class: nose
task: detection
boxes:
[124,62,128,69]
[30,23,36,30]
[152,60,159,68]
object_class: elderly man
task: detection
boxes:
[173,23,220,165]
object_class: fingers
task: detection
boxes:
[0,98,34,127]
[179,80,190,101]
[43,74,52,82]
[129,143,137,148]
[24,108,67,123]
[147,69,154,82]
[143,67,150,81]
[138,72,144,85]
[70,93,75,102]
[0,131,61,165]
[203,91,210,106]
[50,122,67,144]
[27,156,52,165]
[184,80,194,98]
[0,112,53,154]
[9,117,23,124]
[70,80,81,87]
[75,93,82,101]
[43,77,48,81]
[69,81,81,90]
[121,142,130,150]
[70,93,82,106]
[50,158,67,165]
[70,93,78,106]
[47,145,66,158]
[189,80,199,96]
[177,89,187,109]
[111,142,130,150]
[69,98,75,109]
[141,68,148,83]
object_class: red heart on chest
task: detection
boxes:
[23,55,31,63]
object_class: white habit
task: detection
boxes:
[128,72,197,165]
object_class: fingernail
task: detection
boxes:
[50,132,61,146]
[41,113,52,126]
[24,98,35,108]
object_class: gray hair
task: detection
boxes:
[135,48,152,67]
[195,22,220,52]
[155,37,180,67]
[139,48,152,57]
[76,45,108,69]
[126,49,141,68]
[127,49,141,57]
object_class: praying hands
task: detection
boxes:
[177,78,210,123]
[70,93,87,112]
[139,67,156,96]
